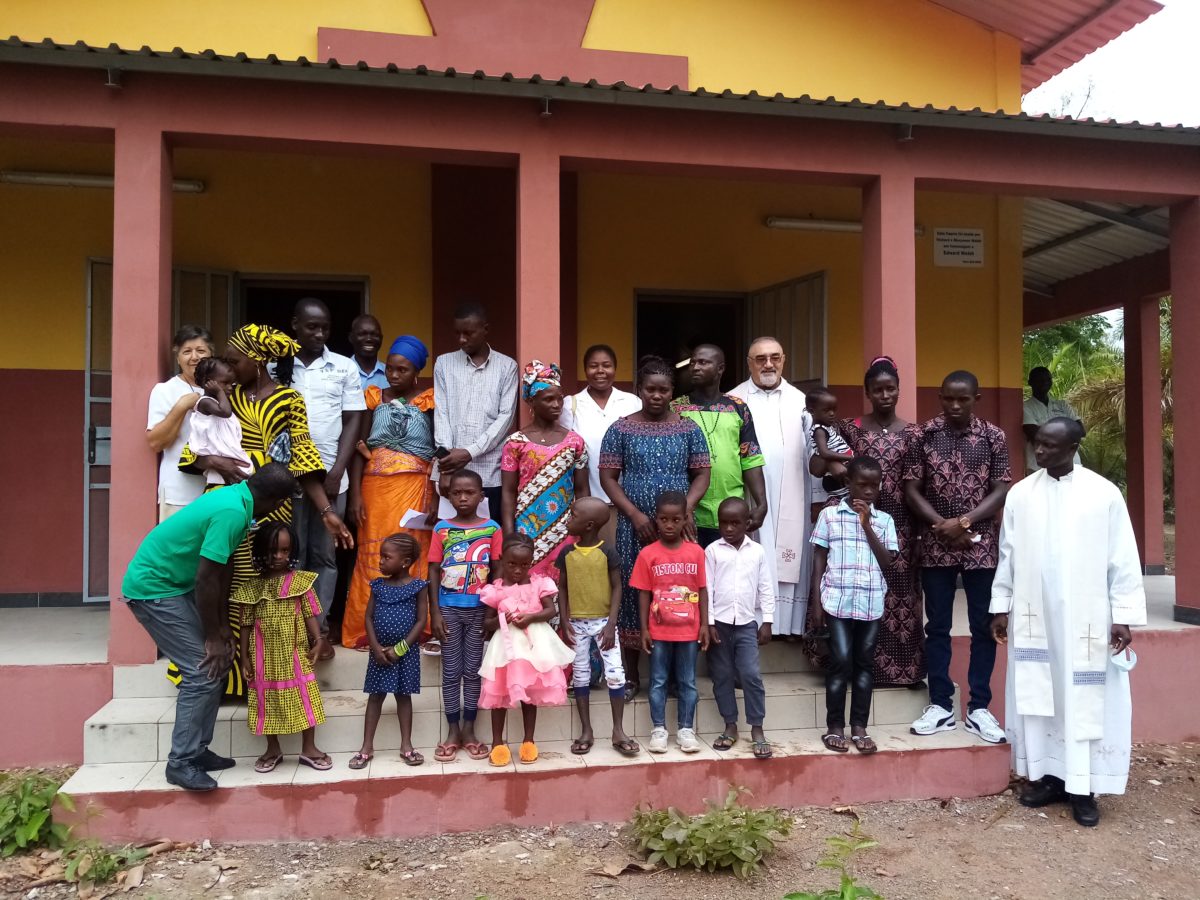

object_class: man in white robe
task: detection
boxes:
[729,337,813,635]
[991,417,1145,827]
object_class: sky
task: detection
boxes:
[1022,0,1200,126]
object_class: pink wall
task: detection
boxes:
[0,665,111,767]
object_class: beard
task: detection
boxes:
[755,371,781,389]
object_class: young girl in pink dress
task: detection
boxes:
[479,533,575,767]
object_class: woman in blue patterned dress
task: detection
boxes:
[599,355,711,700]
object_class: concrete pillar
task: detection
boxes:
[862,172,917,422]
[1124,295,1166,573]
[1170,197,1199,624]
[515,147,560,377]
[108,122,173,663]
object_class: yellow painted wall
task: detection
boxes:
[576,171,1023,389]
[5,0,1021,111]
[0,139,432,371]
[584,0,1023,111]
[3,0,431,59]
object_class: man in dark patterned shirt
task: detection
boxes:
[904,370,1011,744]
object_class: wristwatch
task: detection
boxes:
[958,515,973,531]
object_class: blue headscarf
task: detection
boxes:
[388,335,429,372]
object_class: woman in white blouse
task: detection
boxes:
[146,324,213,520]
[559,344,642,545]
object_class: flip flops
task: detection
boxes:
[401,749,424,767]
[821,733,850,753]
[299,753,333,771]
[465,741,490,761]
[612,738,640,757]
[850,734,878,755]
[751,740,774,759]
[712,733,738,751]
[570,737,594,755]
[348,752,372,770]
[434,742,459,762]
[254,754,283,773]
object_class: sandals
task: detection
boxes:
[489,744,512,767]
[822,733,850,753]
[254,754,283,773]
[712,732,738,751]
[518,741,539,764]
[299,753,333,771]
[571,737,594,755]
[850,734,878,755]
[623,680,640,702]
[465,741,490,761]
[401,749,424,767]
[612,738,640,757]
[751,740,773,760]
[434,742,459,762]
[348,752,372,770]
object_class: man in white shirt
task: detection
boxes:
[704,497,775,759]
[283,298,367,649]
[432,302,519,516]
[1022,367,1083,473]
[728,336,813,637]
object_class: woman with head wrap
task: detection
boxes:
[499,360,590,580]
[168,324,354,696]
[342,335,437,649]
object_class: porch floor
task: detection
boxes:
[0,605,109,664]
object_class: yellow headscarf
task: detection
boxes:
[228,324,299,363]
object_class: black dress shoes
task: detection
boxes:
[165,763,218,792]
[1018,775,1068,808]
[1069,793,1100,827]
[196,749,236,771]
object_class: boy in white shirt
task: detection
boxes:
[704,497,776,759]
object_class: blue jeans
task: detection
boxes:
[708,621,766,727]
[294,491,346,632]
[648,639,699,729]
[922,566,997,714]
[126,594,224,768]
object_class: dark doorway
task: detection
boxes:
[635,293,745,393]
[239,278,368,357]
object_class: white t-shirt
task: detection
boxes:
[285,347,367,494]
[146,376,205,506]
[1022,396,1082,472]
[559,386,642,503]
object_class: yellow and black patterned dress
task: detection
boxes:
[232,570,326,736]
[169,384,325,696]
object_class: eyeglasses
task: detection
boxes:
[750,354,784,365]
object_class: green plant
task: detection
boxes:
[631,786,792,879]
[0,775,73,857]
[784,821,882,900]
[64,839,147,885]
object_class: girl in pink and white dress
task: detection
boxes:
[479,533,574,767]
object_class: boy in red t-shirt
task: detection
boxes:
[632,491,710,754]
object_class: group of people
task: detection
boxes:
[127,300,1145,828]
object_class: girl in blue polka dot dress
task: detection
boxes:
[349,533,429,769]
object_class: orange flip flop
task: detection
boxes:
[518,741,539,764]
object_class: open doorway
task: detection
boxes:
[635,292,746,393]
[239,277,368,357]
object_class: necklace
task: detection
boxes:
[695,405,721,461]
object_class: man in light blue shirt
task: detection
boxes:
[350,314,389,391]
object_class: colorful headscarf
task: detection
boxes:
[228,324,300,363]
[388,335,429,372]
[521,359,562,401]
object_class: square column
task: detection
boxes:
[515,148,561,374]
[1124,295,1166,573]
[862,172,917,422]
[1171,197,1200,624]
[108,123,173,663]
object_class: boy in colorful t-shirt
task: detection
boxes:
[428,469,503,762]
[632,491,710,755]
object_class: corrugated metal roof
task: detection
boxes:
[932,0,1163,92]
[3,38,1200,145]
[1022,197,1169,290]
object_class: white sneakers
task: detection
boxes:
[677,728,701,753]
[647,726,702,753]
[648,727,669,753]
[963,708,1007,744]
[910,704,957,735]
[910,704,1007,744]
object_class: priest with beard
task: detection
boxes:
[990,417,1145,827]
[729,337,813,636]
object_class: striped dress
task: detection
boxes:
[232,571,326,735]
[168,384,326,696]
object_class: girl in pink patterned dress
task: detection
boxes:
[500,360,590,580]
[479,534,575,767]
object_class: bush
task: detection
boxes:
[631,787,792,879]
[784,821,882,900]
[0,774,73,857]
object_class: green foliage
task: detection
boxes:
[783,821,882,900]
[63,839,147,885]
[631,787,793,879]
[0,775,73,857]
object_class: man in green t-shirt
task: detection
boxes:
[672,345,767,547]
[121,462,296,791]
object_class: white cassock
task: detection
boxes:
[729,379,812,635]
[991,467,1147,796]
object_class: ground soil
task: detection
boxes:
[3,744,1198,900]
